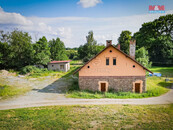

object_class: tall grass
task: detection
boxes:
[26,65,80,78]
[0,84,30,99]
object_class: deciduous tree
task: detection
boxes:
[134,14,173,65]
[118,30,132,54]
[136,47,152,68]
[33,36,51,65]
[78,31,105,62]
[49,38,68,61]
[8,30,35,69]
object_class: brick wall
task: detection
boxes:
[79,76,146,92]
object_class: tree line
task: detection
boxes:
[77,14,173,67]
[0,14,172,70]
[0,30,68,70]
[118,14,173,66]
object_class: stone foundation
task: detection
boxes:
[79,76,146,93]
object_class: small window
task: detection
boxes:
[109,50,112,52]
[87,66,90,68]
[60,65,64,69]
[133,65,135,68]
[113,58,116,65]
[52,65,54,67]
[106,58,109,65]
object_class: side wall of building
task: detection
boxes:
[48,63,70,72]
[79,76,146,92]
[79,46,146,77]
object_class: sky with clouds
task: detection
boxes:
[0,0,173,47]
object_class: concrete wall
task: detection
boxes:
[79,46,146,77]
[79,76,146,92]
[48,63,70,72]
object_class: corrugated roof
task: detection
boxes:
[73,45,153,74]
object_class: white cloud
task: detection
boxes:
[95,33,118,44]
[0,7,3,12]
[57,27,73,46]
[0,6,173,47]
[0,7,32,25]
[77,0,102,8]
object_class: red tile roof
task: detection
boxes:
[49,60,71,64]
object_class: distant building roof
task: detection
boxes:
[49,60,71,64]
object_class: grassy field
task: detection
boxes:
[0,104,173,129]
[26,65,80,78]
[67,66,173,99]
[0,84,30,100]
[70,60,83,65]
[150,66,173,77]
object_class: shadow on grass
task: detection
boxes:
[32,66,80,94]
[158,82,173,89]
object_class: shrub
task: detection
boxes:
[68,78,79,91]
[20,65,42,74]
[73,56,79,60]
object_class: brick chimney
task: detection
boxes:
[117,44,120,50]
[106,40,112,47]
[129,39,136,59]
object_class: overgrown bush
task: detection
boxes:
[68,78,79,91]
[20,65,47,74]
[73,56,79,60]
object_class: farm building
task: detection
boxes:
[48,60,71,72]
[74,40,152,93]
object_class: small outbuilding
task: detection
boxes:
[48,60,71,72]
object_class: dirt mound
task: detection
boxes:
[0,70,16,77]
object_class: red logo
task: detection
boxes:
[149,5,165,11]
[149,5,165,13]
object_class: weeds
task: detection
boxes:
[0,84,30,99]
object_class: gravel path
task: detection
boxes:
[0,72,173,110]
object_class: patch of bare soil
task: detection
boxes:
[0,70,16,77]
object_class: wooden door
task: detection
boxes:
[135,83,140,93]
[101,83,106,92]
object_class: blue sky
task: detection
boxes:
[0,0,173,47]
[1,0,172,17]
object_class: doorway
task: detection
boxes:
[101,83,106,92]
[135,83,140,93]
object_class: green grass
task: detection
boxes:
[27,69,63,78]
[0,104,173,129]
[70,60,83,65]
[0,84,30,99]
[150,66,173,77]
[27,65,81,78]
